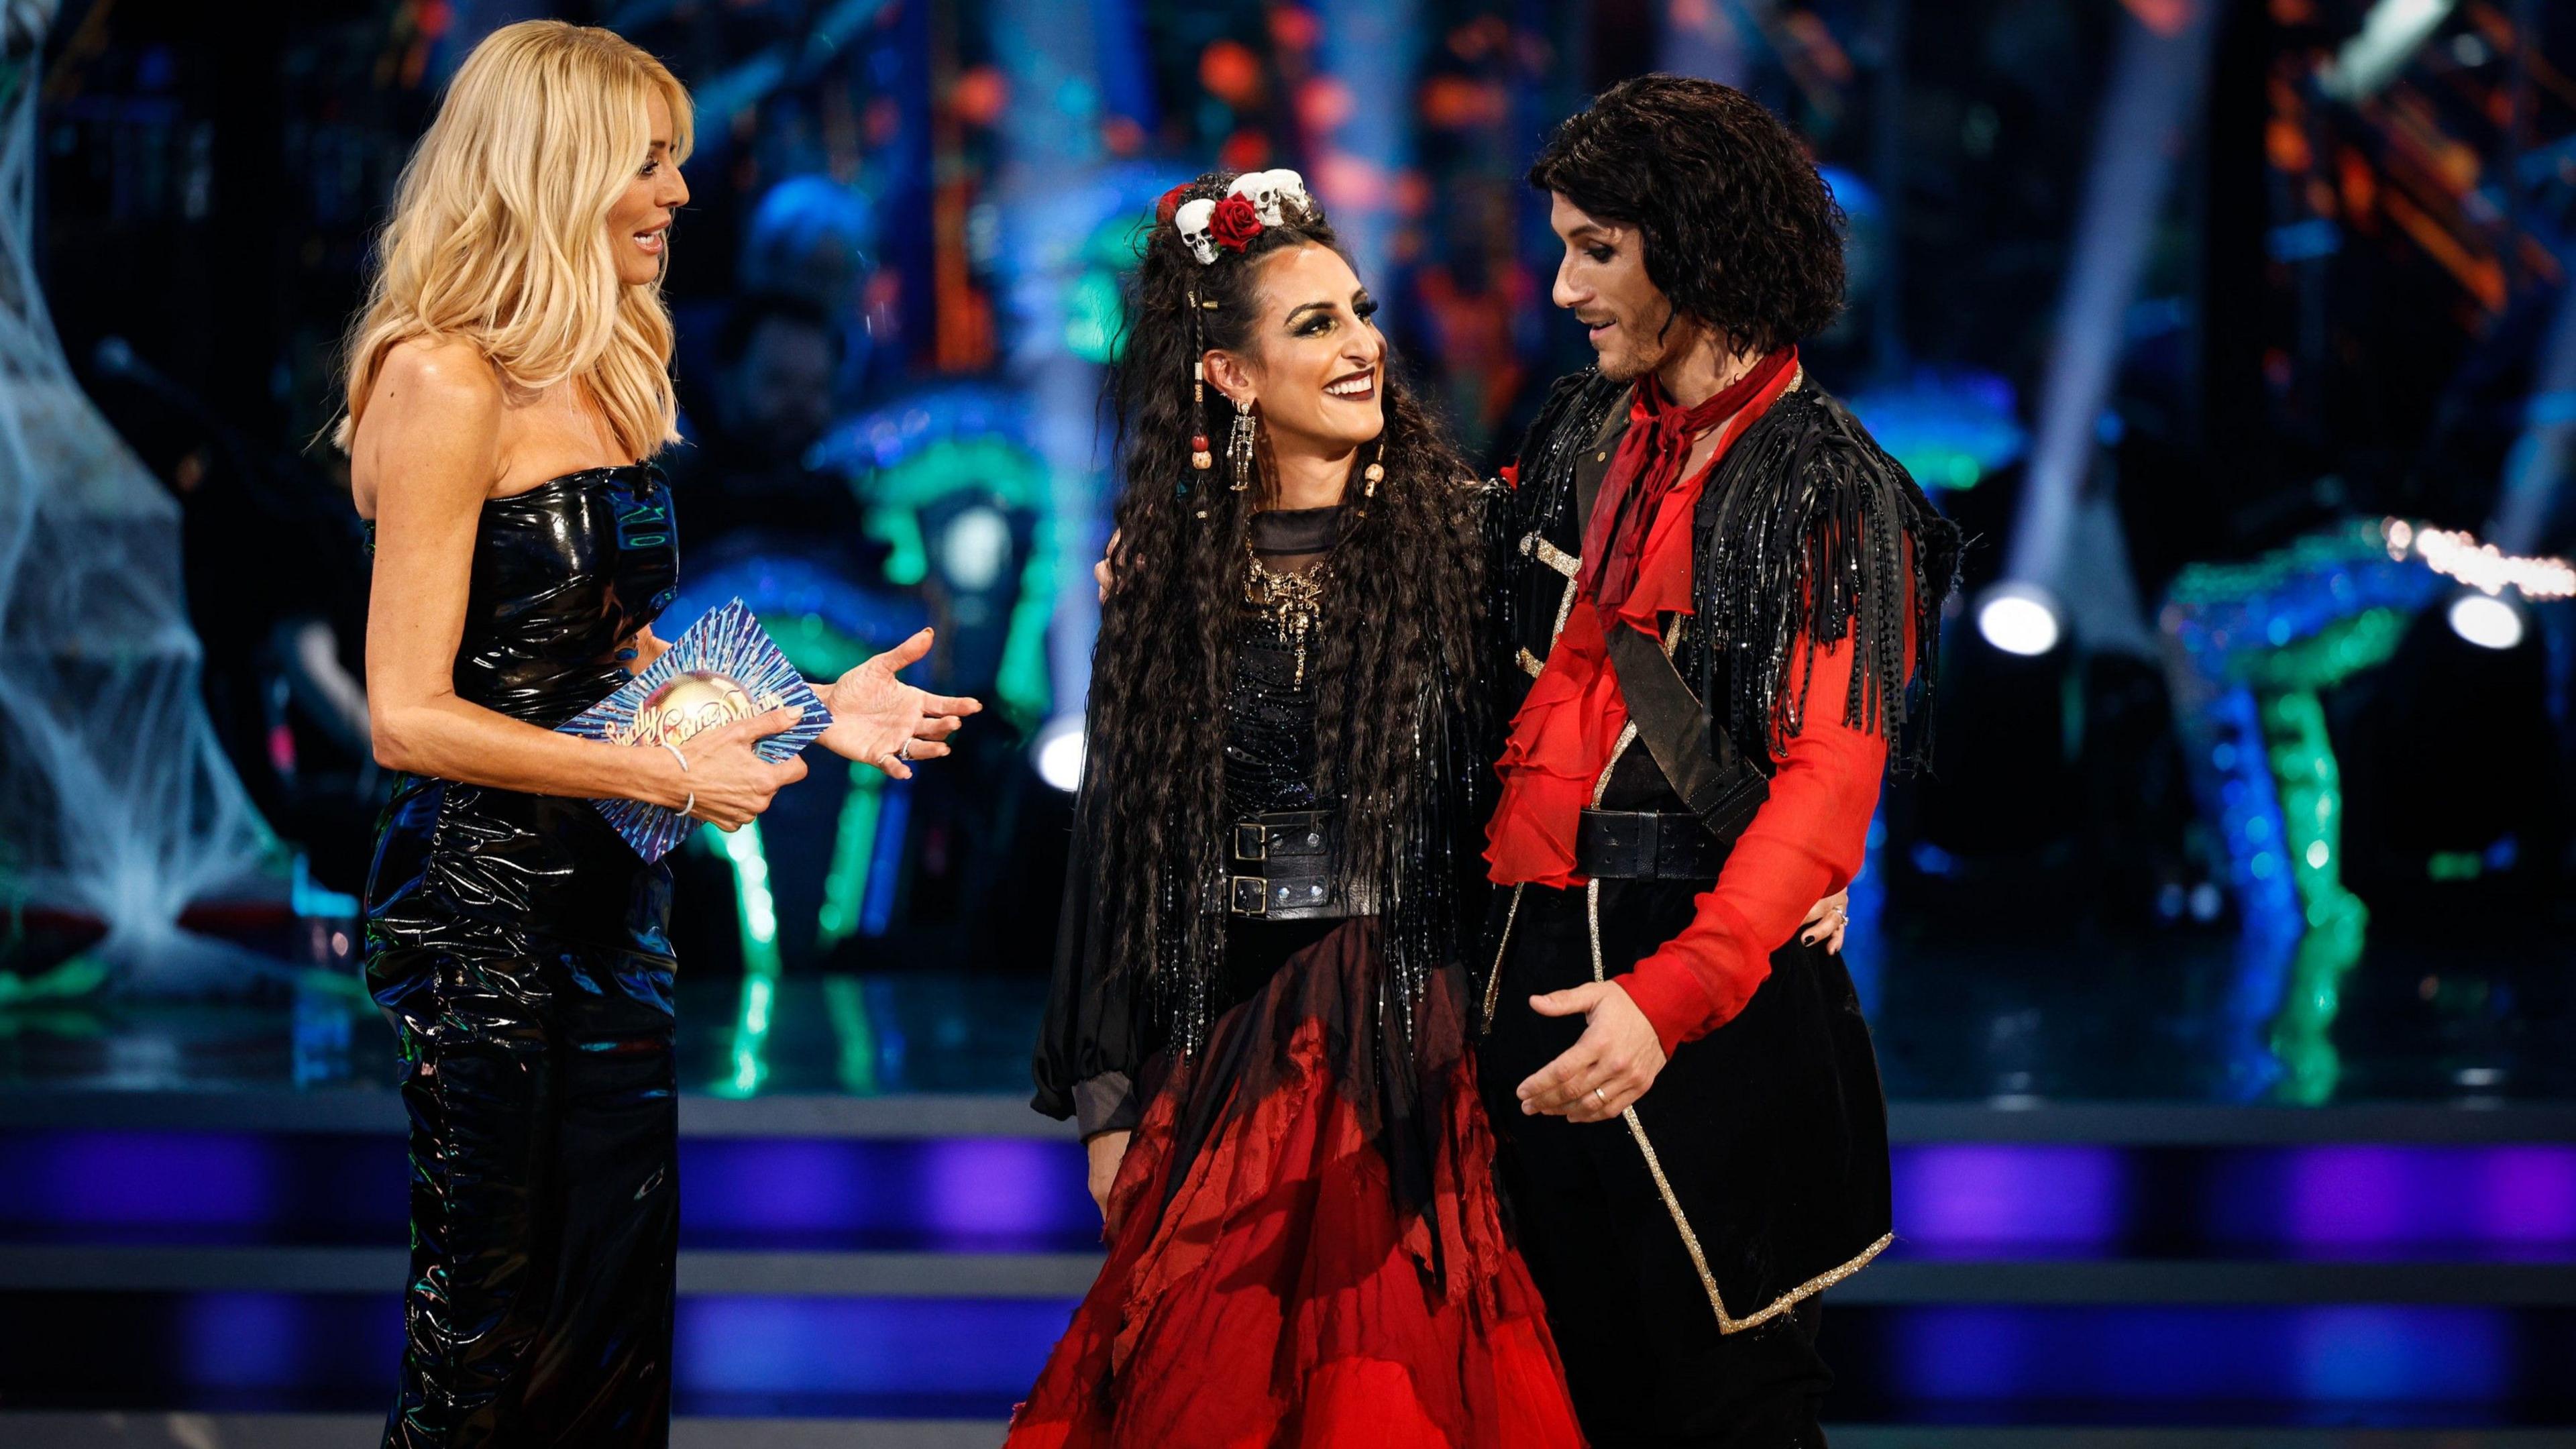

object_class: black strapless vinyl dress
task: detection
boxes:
[363,464,683,1449]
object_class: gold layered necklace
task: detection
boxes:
[1244,539,1331,686]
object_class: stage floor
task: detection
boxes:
[7,919,2575,1435]
[1,918,2568,1105]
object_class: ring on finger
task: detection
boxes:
[1592,1086,1609,1107]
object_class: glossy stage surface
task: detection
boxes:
[3,916,2569,1104]
[3,922,2573,1444]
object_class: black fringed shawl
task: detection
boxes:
[1688,380,1961,772]
[1497,368,1960,771]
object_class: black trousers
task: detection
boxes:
[370,939,680,1448]
[1479,885,1837,1449]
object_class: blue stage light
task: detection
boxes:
[2003,3,2219,602]
[1843,369,2026,490]
[2293,1305,2509,1403]
[678,1138,1094,1252]
[1889,1304,2520,1407]
[676,1296,1075,1401]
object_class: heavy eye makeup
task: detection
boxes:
[1285,293,1380,337]
[1557,221,1619,266]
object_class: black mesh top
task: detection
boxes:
[1223,504,1344,820]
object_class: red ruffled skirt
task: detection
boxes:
[1008,922,1586,1449]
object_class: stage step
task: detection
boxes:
[5,1091,2573,1432]
[10,1089,2575,1141]
[11,1107,2575,1260]
[0,1413,1010,1448]
[7,1244,2576,1305]
[3,1415,2573,1449]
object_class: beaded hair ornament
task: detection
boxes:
[1156,171,1314,481]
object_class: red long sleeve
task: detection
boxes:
[1616,632,1888,1055]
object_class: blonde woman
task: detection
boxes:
[340,22,976,1446]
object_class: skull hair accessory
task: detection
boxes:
[1172,171,1313,266]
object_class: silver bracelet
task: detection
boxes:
[660,740,693,817]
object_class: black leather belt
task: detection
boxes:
[1576,808,1728,881]
[1229,810,1355,919]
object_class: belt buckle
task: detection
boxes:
[1234,822,1268,862]
[1230,875,1269,915]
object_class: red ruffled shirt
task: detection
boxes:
[1486,360,1898,1055]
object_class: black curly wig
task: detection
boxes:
[1079,172,1491,1024]
[1528,74,1846,356]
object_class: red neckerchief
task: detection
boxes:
[1487,350,1800,888]
[1579,349,1796,614]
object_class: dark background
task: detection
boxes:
[14,0,2576,1106]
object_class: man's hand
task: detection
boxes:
[1515,979,1667,1123]
[816,628,983,780]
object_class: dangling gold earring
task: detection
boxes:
[1352,458,1384,520]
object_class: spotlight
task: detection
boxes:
[1032,716,1085,793]
[936,505,1013,592]
[2445,592,2524,651]
[1976,584,2065,657]
[2322,0,2457,101]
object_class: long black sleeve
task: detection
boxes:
[1032,793,1155,1136]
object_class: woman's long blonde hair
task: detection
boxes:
[335,21,693,460]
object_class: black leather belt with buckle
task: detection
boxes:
[1228,810,1352,919]
[1575,808,1729,881]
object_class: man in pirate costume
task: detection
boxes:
[1477,76,1960,1446]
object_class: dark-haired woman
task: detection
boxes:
[1012,173,1585,1448]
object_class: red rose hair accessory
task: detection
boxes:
[1169,170,1314,266]
[1207,196,1263,252]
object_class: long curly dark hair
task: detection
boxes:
[1528,74,1846,355]
[1079,172,1492,1032]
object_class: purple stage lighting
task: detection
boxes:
[1892,1146,2129,1256]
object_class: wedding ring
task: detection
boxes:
[896,738,912,761]
[1593,1087,1609,1106]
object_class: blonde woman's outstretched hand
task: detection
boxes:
[817,628,983,780]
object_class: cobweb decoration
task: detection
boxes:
[0,3,275,980]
